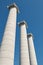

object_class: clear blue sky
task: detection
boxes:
[0,0,43,65]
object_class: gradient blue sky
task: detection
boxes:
[0,0,43,65]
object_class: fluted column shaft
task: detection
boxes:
[0,3,18,65]
[27,34,38,65]
[19,21,30,65]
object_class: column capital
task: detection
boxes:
[27,33,34,39]
[7,3,19,13]
[18,20,28,28]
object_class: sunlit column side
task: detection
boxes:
[27,33,38,65]
[18,21,30,65]
[0,3,19,65]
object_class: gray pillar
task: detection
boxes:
[27,33,38,65]
[18,21,30,65]
[0,3,19,65]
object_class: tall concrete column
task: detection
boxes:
[0,3,19,65]
[0,45,1,64]
[18,21,30,65]
[27,33,38,65]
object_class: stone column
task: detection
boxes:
[18,21,30,65]
[0,3,19,65]
[27,33,38,65]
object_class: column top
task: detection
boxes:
[18,20,28,28]
[27,33,34,39]
[7,3,19,13]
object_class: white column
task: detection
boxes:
[18,21,30,65]
[0,45,1,64]
[0,3,19,65]
[27,33,38,65]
